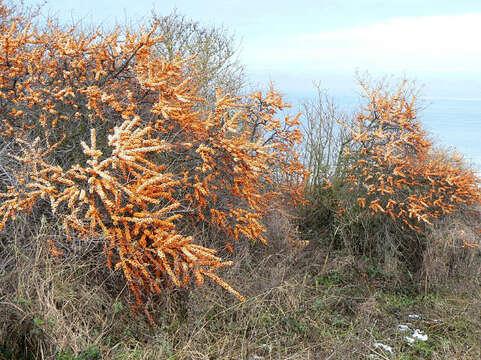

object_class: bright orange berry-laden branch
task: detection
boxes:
[340,80,481,232]
[0,1,307,309]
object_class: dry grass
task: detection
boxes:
[1,210,480,360]
[423,208,481,290]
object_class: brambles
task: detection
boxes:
[0,0,306,312]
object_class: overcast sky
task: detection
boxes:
[27,0,481,98]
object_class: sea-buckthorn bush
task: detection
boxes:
[0,0,307,313]
[300,77,480,271]
[342,79,479,268]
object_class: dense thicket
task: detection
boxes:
[0,0,479,321]
[0,0,306,314]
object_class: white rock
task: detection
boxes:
[405,329,428,344]
[408,314,420,319]
[373,343,393,354]
[397,324,410,331]
[405,336,415,344]
[412,329,428,341]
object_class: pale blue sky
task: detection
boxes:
[29,0,481,97]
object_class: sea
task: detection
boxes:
[288,92,481,174]
[420,97,481,173]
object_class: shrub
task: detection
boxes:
[298,84,354,240]
[336,77,480,268]
[0,0,306,315]
[300,76,480,272]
